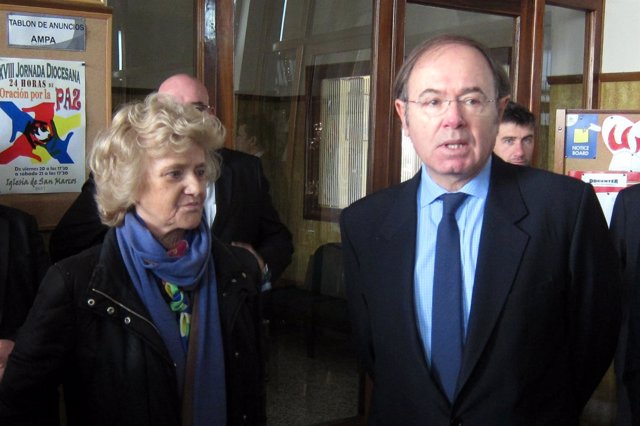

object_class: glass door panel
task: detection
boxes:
[542,5,586,170]
[234,1,371,424]
[110,0,195,110]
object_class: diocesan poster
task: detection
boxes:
[0,57,85,194]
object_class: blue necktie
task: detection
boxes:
[431,192,467,402]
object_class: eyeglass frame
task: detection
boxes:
[191,102,216,115]
[404,94,498,118]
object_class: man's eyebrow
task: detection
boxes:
[415,86,487,99]
[415,88,441,99]
[458,87,486,96]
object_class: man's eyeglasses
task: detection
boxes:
[406,95,496,117]
[191,102,216,115]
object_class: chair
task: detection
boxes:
[304,242,350,357]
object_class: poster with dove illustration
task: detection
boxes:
[0,57,85,194]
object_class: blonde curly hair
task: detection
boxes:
[89,92,225,226]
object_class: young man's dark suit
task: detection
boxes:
[341,156,621,425]
[0,205,50,340]
[50,148,293,280]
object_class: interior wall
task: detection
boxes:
[600,81,640,109]
[602,0,640,73]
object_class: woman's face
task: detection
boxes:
[134,143,207,247]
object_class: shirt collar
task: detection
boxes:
[418,156,492,208]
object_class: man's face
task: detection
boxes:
[494,122,535,166]
[395,44,508,191]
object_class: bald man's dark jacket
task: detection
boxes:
[49,148,293,280]
[341,156,621,425]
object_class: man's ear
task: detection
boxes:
[395,99,409,133]
[497,96,511,122]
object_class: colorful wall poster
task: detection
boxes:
[0,57,85,194]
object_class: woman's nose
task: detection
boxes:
[185,172,204,195]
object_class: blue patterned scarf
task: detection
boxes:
[116,212,226,425]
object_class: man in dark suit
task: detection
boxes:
[50,74,293,282]
[0,205,49,380]
[611,184,640,425]
[341,34,621,424]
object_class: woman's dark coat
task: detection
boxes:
[0,228,263,426]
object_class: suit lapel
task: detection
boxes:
[378,174,446,396]
[457,159,529,393]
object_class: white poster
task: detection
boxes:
[0,57,85,194]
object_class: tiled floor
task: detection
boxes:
[265,321,362,426]
[262,303,619,426]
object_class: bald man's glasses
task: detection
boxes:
[192,102,215,115]
[406,94,496,117]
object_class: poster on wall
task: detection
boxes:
[564,113,599,159]
[558,110,640,225]
[0,57,85,194]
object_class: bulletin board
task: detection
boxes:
[554,109,640,224]
[0,0,111,230]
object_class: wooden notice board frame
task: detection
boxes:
[0,0,111,230]
[554,108,640,223]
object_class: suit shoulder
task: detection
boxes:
[218,147,261,169]
[0,204,37,227]
[612,182,640,219]
[618,182,640,199]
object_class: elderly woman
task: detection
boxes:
[0,94,264,425]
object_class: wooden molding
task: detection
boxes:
[547,75,583,85]
[0,0,110,13]
[601,72,640,83]
[548,72,640,85]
